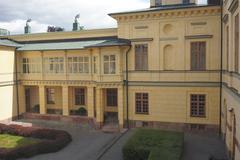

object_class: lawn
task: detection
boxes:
[0,134,40,149]
[123,129,184,160]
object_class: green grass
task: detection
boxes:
[123,129,184,160]
[0,134,41,149]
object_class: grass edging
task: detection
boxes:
[0,123,72,160]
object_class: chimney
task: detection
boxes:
[150,0,162,7]
[73,14,80,31]
[24,19,32,34]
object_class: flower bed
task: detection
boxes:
[0,123,72,160]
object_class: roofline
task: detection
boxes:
[7,27,117,37]
[14,36,119,44]
[109,4,220,16]
[17,44,131,52]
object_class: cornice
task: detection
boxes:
[113,7,221,22]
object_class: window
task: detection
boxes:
[135,93,149,114]
[93,56,97,74]
[22,58,41,74]
[191,42,206,71]
[46,88,55,104]
[135,44,148,71]
[235,14,239,72]
[75,88,85,105]
[104,55,116,74]
[183,0,190,4]
[106,89,118,107]
[44,57,64,74]
[190,94,206,117]
[68,56,89,74]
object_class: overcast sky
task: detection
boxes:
[0,0,207,35]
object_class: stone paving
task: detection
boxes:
[17,119,120,160]
[15,119,228,160]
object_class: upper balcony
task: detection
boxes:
[16,37,131,83]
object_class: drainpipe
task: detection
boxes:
[125,45,131,129]
[219,0,223,136]
[15,47,20,120]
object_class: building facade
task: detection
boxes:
[0,0,239,159]
[222,0,240,159]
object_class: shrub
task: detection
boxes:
[122,129,183,160]
[32,104,40,113]
[0,123,72,160]
[76,107,87,116]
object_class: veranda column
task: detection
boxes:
[87,87,94,118]
[118,86,124,129]
[96,87,103,128]
[18,85,26,114]
[39,85,46,114]
[62,86,69,116]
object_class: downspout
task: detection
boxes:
[125,45,131,129]
[219,0,223,136]
[15,47,20,120]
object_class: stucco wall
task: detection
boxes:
[0,46,17,121]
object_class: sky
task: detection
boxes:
[0,0,207,35]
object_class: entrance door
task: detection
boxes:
[104,112,118,125]
[104,88,118,125]
[25,88,31,112]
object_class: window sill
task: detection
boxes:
[190,115,206,118]
[135,113,149,115]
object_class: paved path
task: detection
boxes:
[18,119,120,160]
[100,131,228,160]
[15,120,228,160]
[182,133,228,160]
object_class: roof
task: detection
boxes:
[16,38,130,51]
[0,39,23,48]
[109,4,220,16]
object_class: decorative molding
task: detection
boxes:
[127,70,220,73]
[222,14,229,24]
[128,81,220,87]
[135,26,148,29]
[130,38,153,42]
[159,37,179,41]
[228,0,239,13]
[20,80,123,88]
[114,7,221,22]
[191,22,207,26]
[185,35,213,39]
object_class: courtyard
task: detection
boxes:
[8,119,227,160]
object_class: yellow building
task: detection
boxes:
[222,0,240,159]
[0,0,239,159]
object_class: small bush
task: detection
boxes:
[76,107,87,116]
[32,104,40,113]
[122,129,183,160]
[0,123,72,160]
